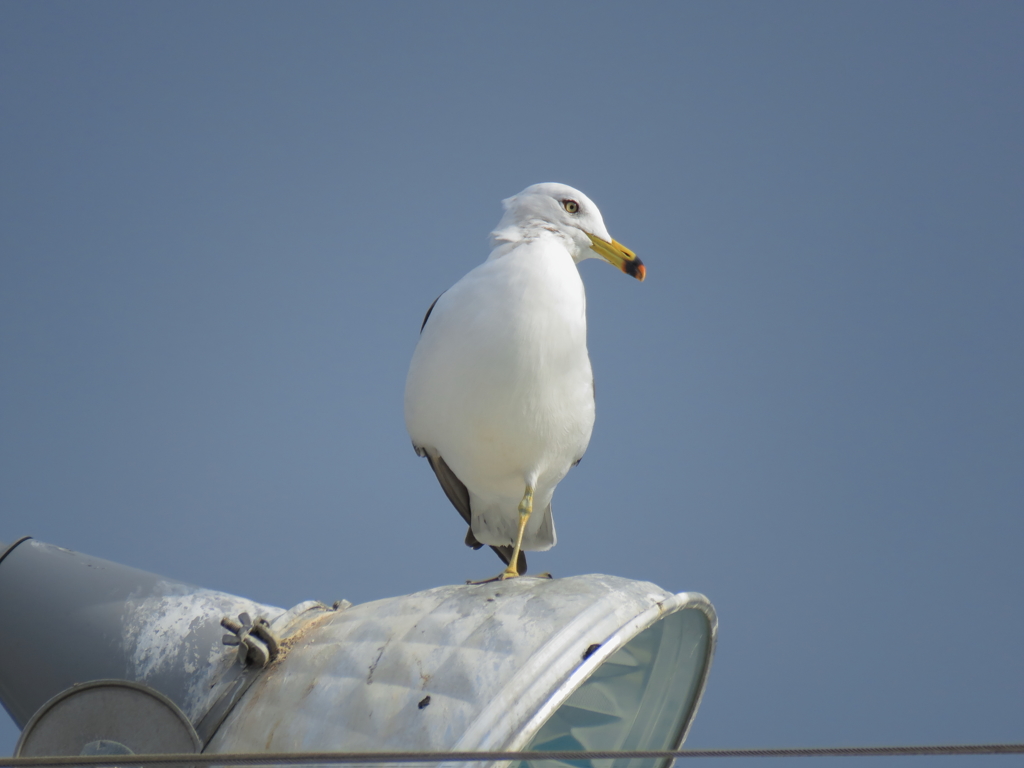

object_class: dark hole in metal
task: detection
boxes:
[418,695,431,709]
[583,643,601,660]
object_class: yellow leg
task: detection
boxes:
[468,484,533,584]
[499,484,533,580]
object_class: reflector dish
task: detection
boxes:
[520,607,711,768]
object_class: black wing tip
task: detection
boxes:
[490,545,527,574]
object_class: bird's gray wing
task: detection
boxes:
[424,450,471,526]
[420,294,443,333]
[421,448,526,573]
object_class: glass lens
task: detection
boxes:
[518,607,710,768]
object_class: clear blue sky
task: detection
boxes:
[1,2,1022,762]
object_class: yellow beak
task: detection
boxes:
[587,233,645,281]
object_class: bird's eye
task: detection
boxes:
[562,199,580,214]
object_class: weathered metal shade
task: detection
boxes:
[0,537,300,746]
[0,538,716,762]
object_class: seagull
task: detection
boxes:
[404,183,645,581]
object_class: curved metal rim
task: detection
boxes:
[508,591,718,755]
[14,679,202,756]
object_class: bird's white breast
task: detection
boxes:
[404,234,595,505]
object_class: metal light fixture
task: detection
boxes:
[0,537,716,764]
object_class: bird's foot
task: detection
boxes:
[466,567,519,585]
[466,570,552,585]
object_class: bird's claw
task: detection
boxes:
[466,570,554,585]
[466,568,519,585]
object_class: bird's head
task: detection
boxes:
[490,183,645,281]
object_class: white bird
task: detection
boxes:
[404,183,645,581]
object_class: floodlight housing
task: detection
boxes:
[0,537,716,765]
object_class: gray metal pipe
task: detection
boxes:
[0,538,285,740]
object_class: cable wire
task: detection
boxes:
[3,744,1023,766]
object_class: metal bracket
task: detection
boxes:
[221,612,280,668]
